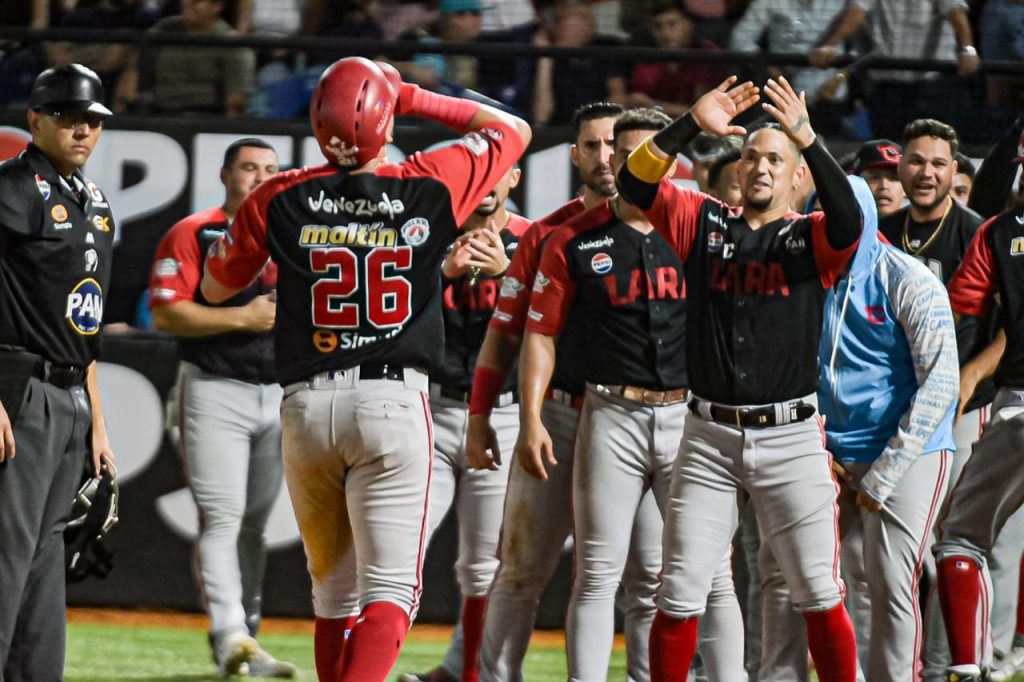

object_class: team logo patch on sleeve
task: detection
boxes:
[591,253,613,274]
[400,218,431,247]
[65,278,103,335]
[35,174,50,200]
[533,272,550,293]
[457,132,490,156]
[500,276,525,298]
[155,258,180,277]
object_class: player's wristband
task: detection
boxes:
[400,83,479,132]
[626,138,676,184]
[469,365,506,416]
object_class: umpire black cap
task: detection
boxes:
[30,64,112,117]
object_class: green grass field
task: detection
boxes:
[64,621,627,681]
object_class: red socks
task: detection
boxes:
[1016,554,1024,637]
[938,555,982,665]
[804,603,857,682]
[338,602,411,682]
[649,611,698,681]
[461,596,487,682]
[314,616,356,682]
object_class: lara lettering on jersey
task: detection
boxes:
[710,259,791,296]
[604,267,685,306]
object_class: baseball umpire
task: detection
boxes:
[0,64,116,680]
[616,75,861,681]
[149,138,294,677]
[200,57,530,681]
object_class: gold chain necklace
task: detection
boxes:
[902,197,953,256]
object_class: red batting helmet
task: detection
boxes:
[310,57,397,167]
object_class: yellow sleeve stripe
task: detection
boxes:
[626,137,675,184]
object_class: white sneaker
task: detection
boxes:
[1002,644,1024,676]
[245,646,297,679]
[215,632,258,676]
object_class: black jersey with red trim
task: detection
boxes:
[433,212,532,392]
[528,201,686,389]
[149,206,277,384]
[489,198,589,395]
[948,206,1024,389]
[879,201,983,286]
[879,200,992,410]
[206,123,524,386]
[619,177,858,405]
[0,143,115,366]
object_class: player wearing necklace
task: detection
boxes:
[878,119,982,284]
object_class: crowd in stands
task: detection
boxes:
[0,0,1022,141]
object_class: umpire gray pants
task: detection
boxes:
[0,378,91,682]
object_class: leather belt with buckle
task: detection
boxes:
[689,397,816,428]
[598,384,689,406]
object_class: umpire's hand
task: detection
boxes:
[515,416,556,481]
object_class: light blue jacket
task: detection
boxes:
[818,177,959,503]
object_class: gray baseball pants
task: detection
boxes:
[177,362,284,640]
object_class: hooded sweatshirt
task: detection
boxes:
[818,177,959,503]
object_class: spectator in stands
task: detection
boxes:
[0,0,60,106]
[952,152,976,206]
[398,0,484,93]
[809,0,980,138]
[376,0,439,42]
[50,0,163,113]
[852,138,906,217]
[979,0,1024,109]
[145,0,255,117]
[532,0,626,125]
[475,0,537,113]
[614,1,722,118]
[235,0,303,36]
[679,0,732,46]
[730,0,848,129]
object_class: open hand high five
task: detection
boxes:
[762,76,816,149]
[690,76,760,138]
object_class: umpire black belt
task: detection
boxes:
[429,383,518,408]
[689,397,816,428]
[0,349,87,389]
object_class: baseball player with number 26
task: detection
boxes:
[617,75,862,681]
[200,57,530,681]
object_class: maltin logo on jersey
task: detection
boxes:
[65,278,103,335]
[591,253,613,274]
[400,218,430,247]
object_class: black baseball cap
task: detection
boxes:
[852,139,901,174]
[30,64,112,117]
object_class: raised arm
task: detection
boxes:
[968,117,1024,219]
[763,77,861,251]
